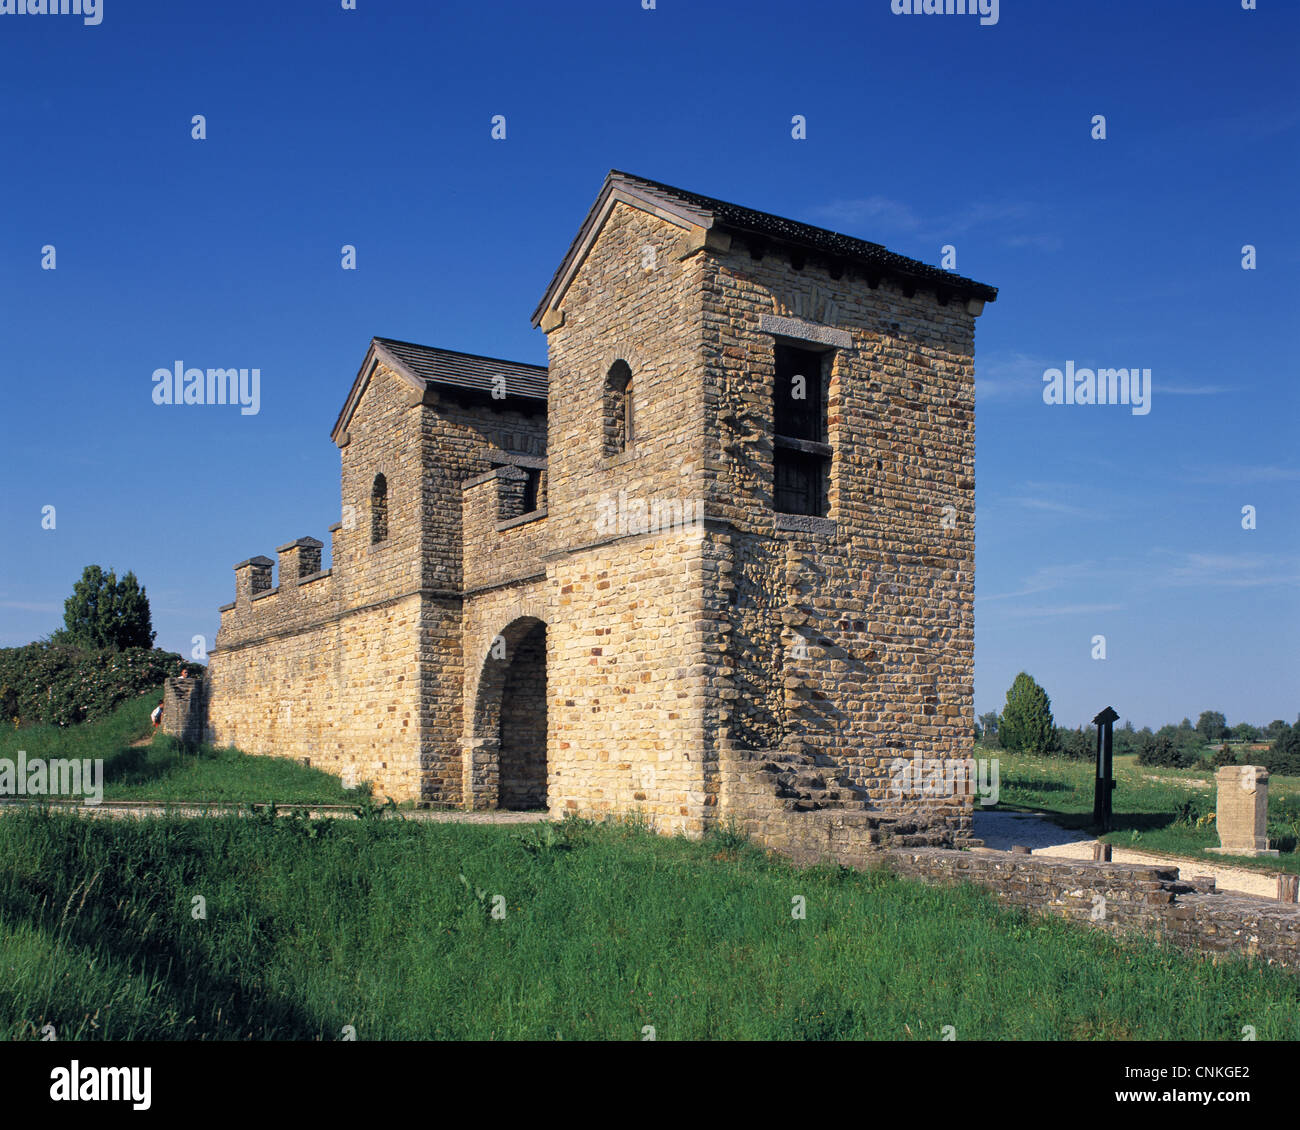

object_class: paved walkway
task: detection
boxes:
[0,800,549,825]
[972,810,1282,899]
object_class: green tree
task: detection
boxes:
[1265,723,1300,778]
[1264,719,1289,741]
[61,565,155,651]
[1231,722,1261,743]
[1196,710,1228,745]
[999,673,1057,753]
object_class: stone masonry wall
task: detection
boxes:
[208,361,547,804]
[536,200,712,835]
[698,236,977,822]
[888,848,1300,972]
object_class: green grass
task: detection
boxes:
[1,809,1297,1041]
[0,692,370,806]
[985,745,1300,875]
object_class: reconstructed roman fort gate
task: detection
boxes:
[184,170,998,849]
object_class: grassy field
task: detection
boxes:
[986,744,1300,874]
[0,692,370,806]
[2,808,1299,1041]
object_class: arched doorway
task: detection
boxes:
[468,616,548,811]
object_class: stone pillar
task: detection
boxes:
[277,537,323,587]
[233,556,274,605]
[461,736,500,811]
[161,676,207,745]
[1209,765,1278,857]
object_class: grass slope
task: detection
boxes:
[2,811,1297,1041]
[0,692,368,806]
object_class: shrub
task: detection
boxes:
[1053,725,1094,762]
[0,642,199,728]
[1137,735,1200,770]
[1210,747,1238,768]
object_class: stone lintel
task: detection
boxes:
[774,514,837,537]
[540,308,565,333]
[966,298,985,317]
[487,450,547,470]
[759,313,852,351]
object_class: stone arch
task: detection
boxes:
[463,613,549,810]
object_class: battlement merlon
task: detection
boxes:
[221,539,332,620]
[232,556,274,607]
[462,465,549,593]
[277,537,324,589]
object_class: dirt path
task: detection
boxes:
[972,810,1284,899]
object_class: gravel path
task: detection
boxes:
[972,810,1284,899]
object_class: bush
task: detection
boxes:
[0,642,199,728]
[1053,725,1094,762]
[1137,734,1201,770]
[1210,747,1238,768]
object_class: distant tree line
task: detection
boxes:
[975,673,1300,777]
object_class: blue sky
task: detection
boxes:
[0,0,1295,731]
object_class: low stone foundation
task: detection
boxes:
[886,848,1300,971]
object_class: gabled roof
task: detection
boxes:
[331,337,547,444]
[532,170,998,326]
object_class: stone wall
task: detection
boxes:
[698,239,977,815]
[161,677,207,745]
[535,200,713,836]
[888,848,1300,971]
[207,361,547,804]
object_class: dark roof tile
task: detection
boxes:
[375,337,547,401]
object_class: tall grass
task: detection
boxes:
[2,810,1297,1041]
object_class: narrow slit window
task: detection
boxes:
[604,360,633,455]
[371,473,388,544]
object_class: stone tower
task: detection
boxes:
[198,170,996,849]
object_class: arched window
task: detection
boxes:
[604,360,633,455]
[370,473,388,544]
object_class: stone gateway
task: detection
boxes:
[188,170,997,849]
